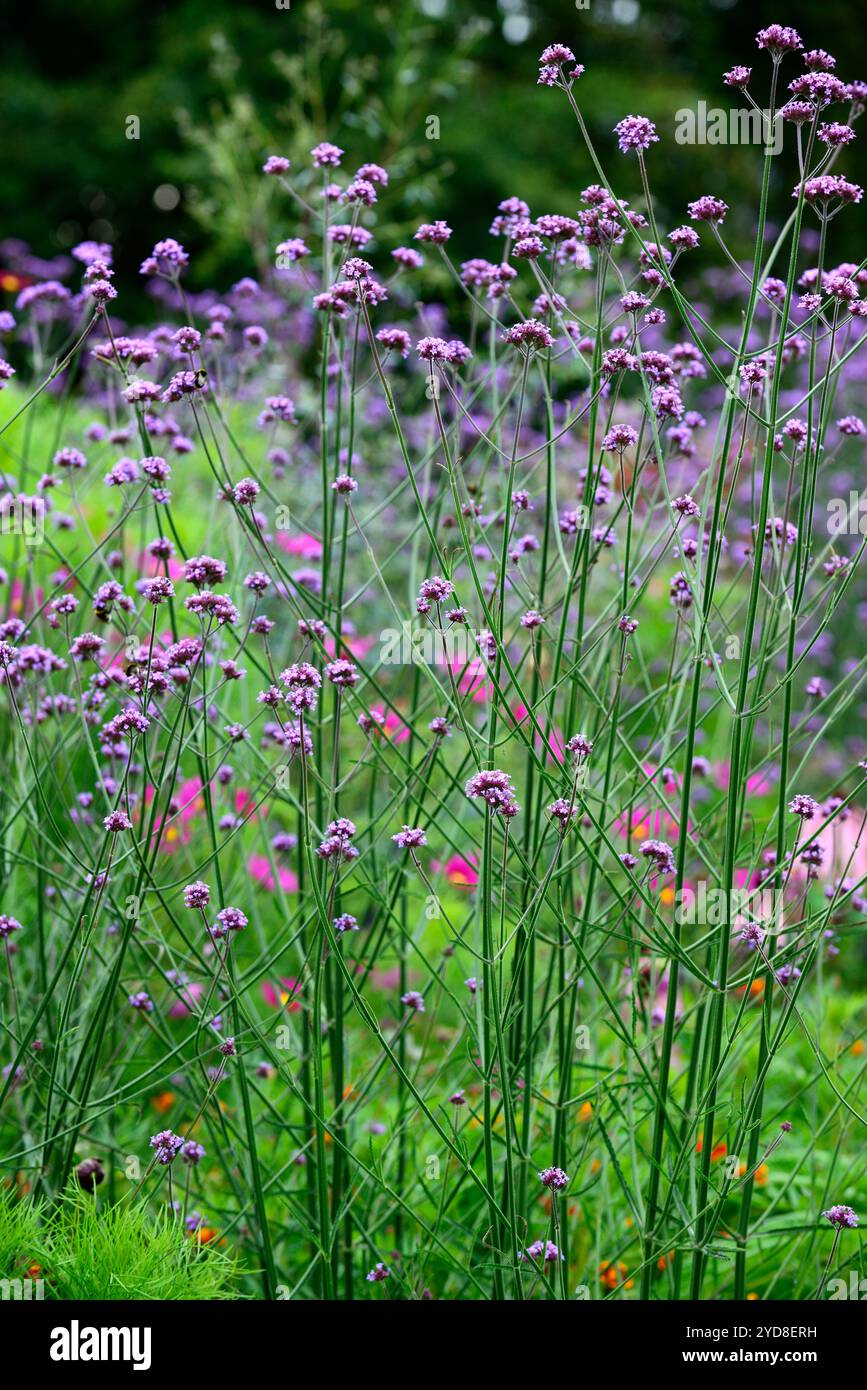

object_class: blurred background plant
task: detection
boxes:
[3,0,865,316]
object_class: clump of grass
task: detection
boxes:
[0,1188,243,1300]
[0,1184,42,1279]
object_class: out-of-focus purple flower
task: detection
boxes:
[401,990,425,1012]
[311,142,344,168]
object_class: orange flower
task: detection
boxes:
[151,1091,175,1113]
[192,1226,221,1245]
[599,1259,633,1290]
[579,1101,593,1123]
[851,1039,865,1056]
[695,1135,727,1160]
[736,978,765,1000]
[737,1162,768,1186]
[712,1142,727,1161]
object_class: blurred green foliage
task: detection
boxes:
[2,0,865,312]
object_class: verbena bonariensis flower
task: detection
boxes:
[503,319,554,351]
[688,195,728,223]
[755,25,802,56]
[325,658,359,687]
[311,141,343,167]
[613,115,659,154]
[149,1130,184,1164]
[419,575,454,603]
[519,1240,563,1263]
[639,840,676,876]
[547,797,577,829]
[184,881,210,913]
[466,769,520,817]
[823,1205,858,1229]
[539,1166,569,1190]
[739,923,765,951]
[392,826,428,849]
[280,662,322,714]
[414,220,452,244]
[140,238,189,277]
[799,175,863,208]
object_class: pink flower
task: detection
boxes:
[372,967,402,991]
[442,854,479,887]
[358,705,411,744]
[177,777,208,824]
[248,853,299,894]
[144,776,206,853]
[168,982,203,1019]
[8,576,42,618]
[276,531,323,559]
[140,550,185,582]
[716,762,772,797]
[621,807,676,841]
[324,633,377,660]
[261,977,302,1011]
[234,788,266,822]
[452,656,494,704]
[814,809,867,885]
[511,703,565,763]
[734,867,763,894]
